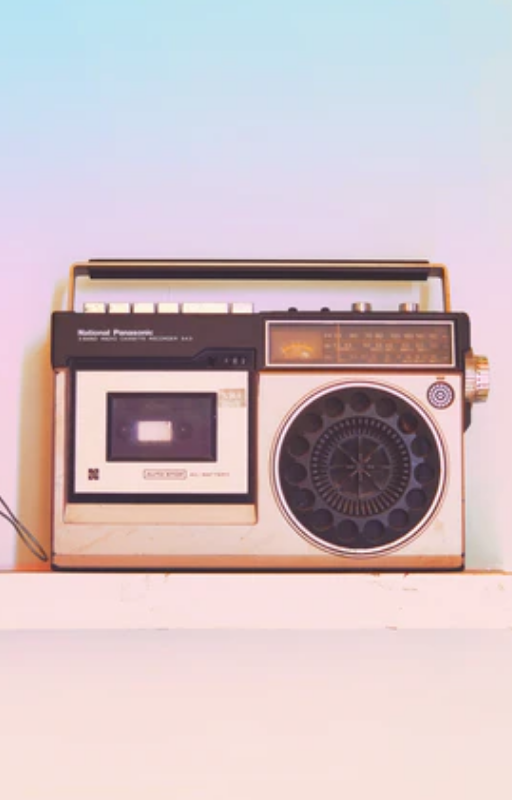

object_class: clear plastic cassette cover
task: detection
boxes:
[72,370,250,498]
[107,393,217,462]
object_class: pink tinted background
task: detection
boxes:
[0,0,509,567]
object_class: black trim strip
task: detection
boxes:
[82,259,434,282]
[69,493,254,505]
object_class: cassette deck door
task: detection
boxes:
[71,369,252,503]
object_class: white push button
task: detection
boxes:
[182,302,229,313]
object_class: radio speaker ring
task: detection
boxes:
[274,383,444,555]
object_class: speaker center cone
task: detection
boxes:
[311,417,410,517]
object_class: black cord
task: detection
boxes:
[0,495,49,562]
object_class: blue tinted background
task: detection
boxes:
[0,0,510,567]
[2,0,510,259]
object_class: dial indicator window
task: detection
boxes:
[267,322,454,367]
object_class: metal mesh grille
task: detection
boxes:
[275,385,442,553]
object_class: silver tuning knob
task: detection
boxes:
[352,302,372,313]
[465,351,490,403]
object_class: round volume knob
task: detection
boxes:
[399,302,420,313]
[352,301,373,313]
[465,352,490,403]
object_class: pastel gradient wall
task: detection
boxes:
[1,0,509,568]
[1,3,512,799]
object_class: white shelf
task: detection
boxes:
[0,571,511,630]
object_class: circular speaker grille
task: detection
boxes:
[274,384,444,555]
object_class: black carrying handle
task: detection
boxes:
[69,259,450,310]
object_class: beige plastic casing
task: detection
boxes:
[53,370,464,570]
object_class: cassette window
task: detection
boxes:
[107,393,217,462]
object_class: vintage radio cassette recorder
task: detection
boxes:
[51,260,489,570]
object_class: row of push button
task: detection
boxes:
[83,302,254,314]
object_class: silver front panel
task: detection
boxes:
[54,370,463,568]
